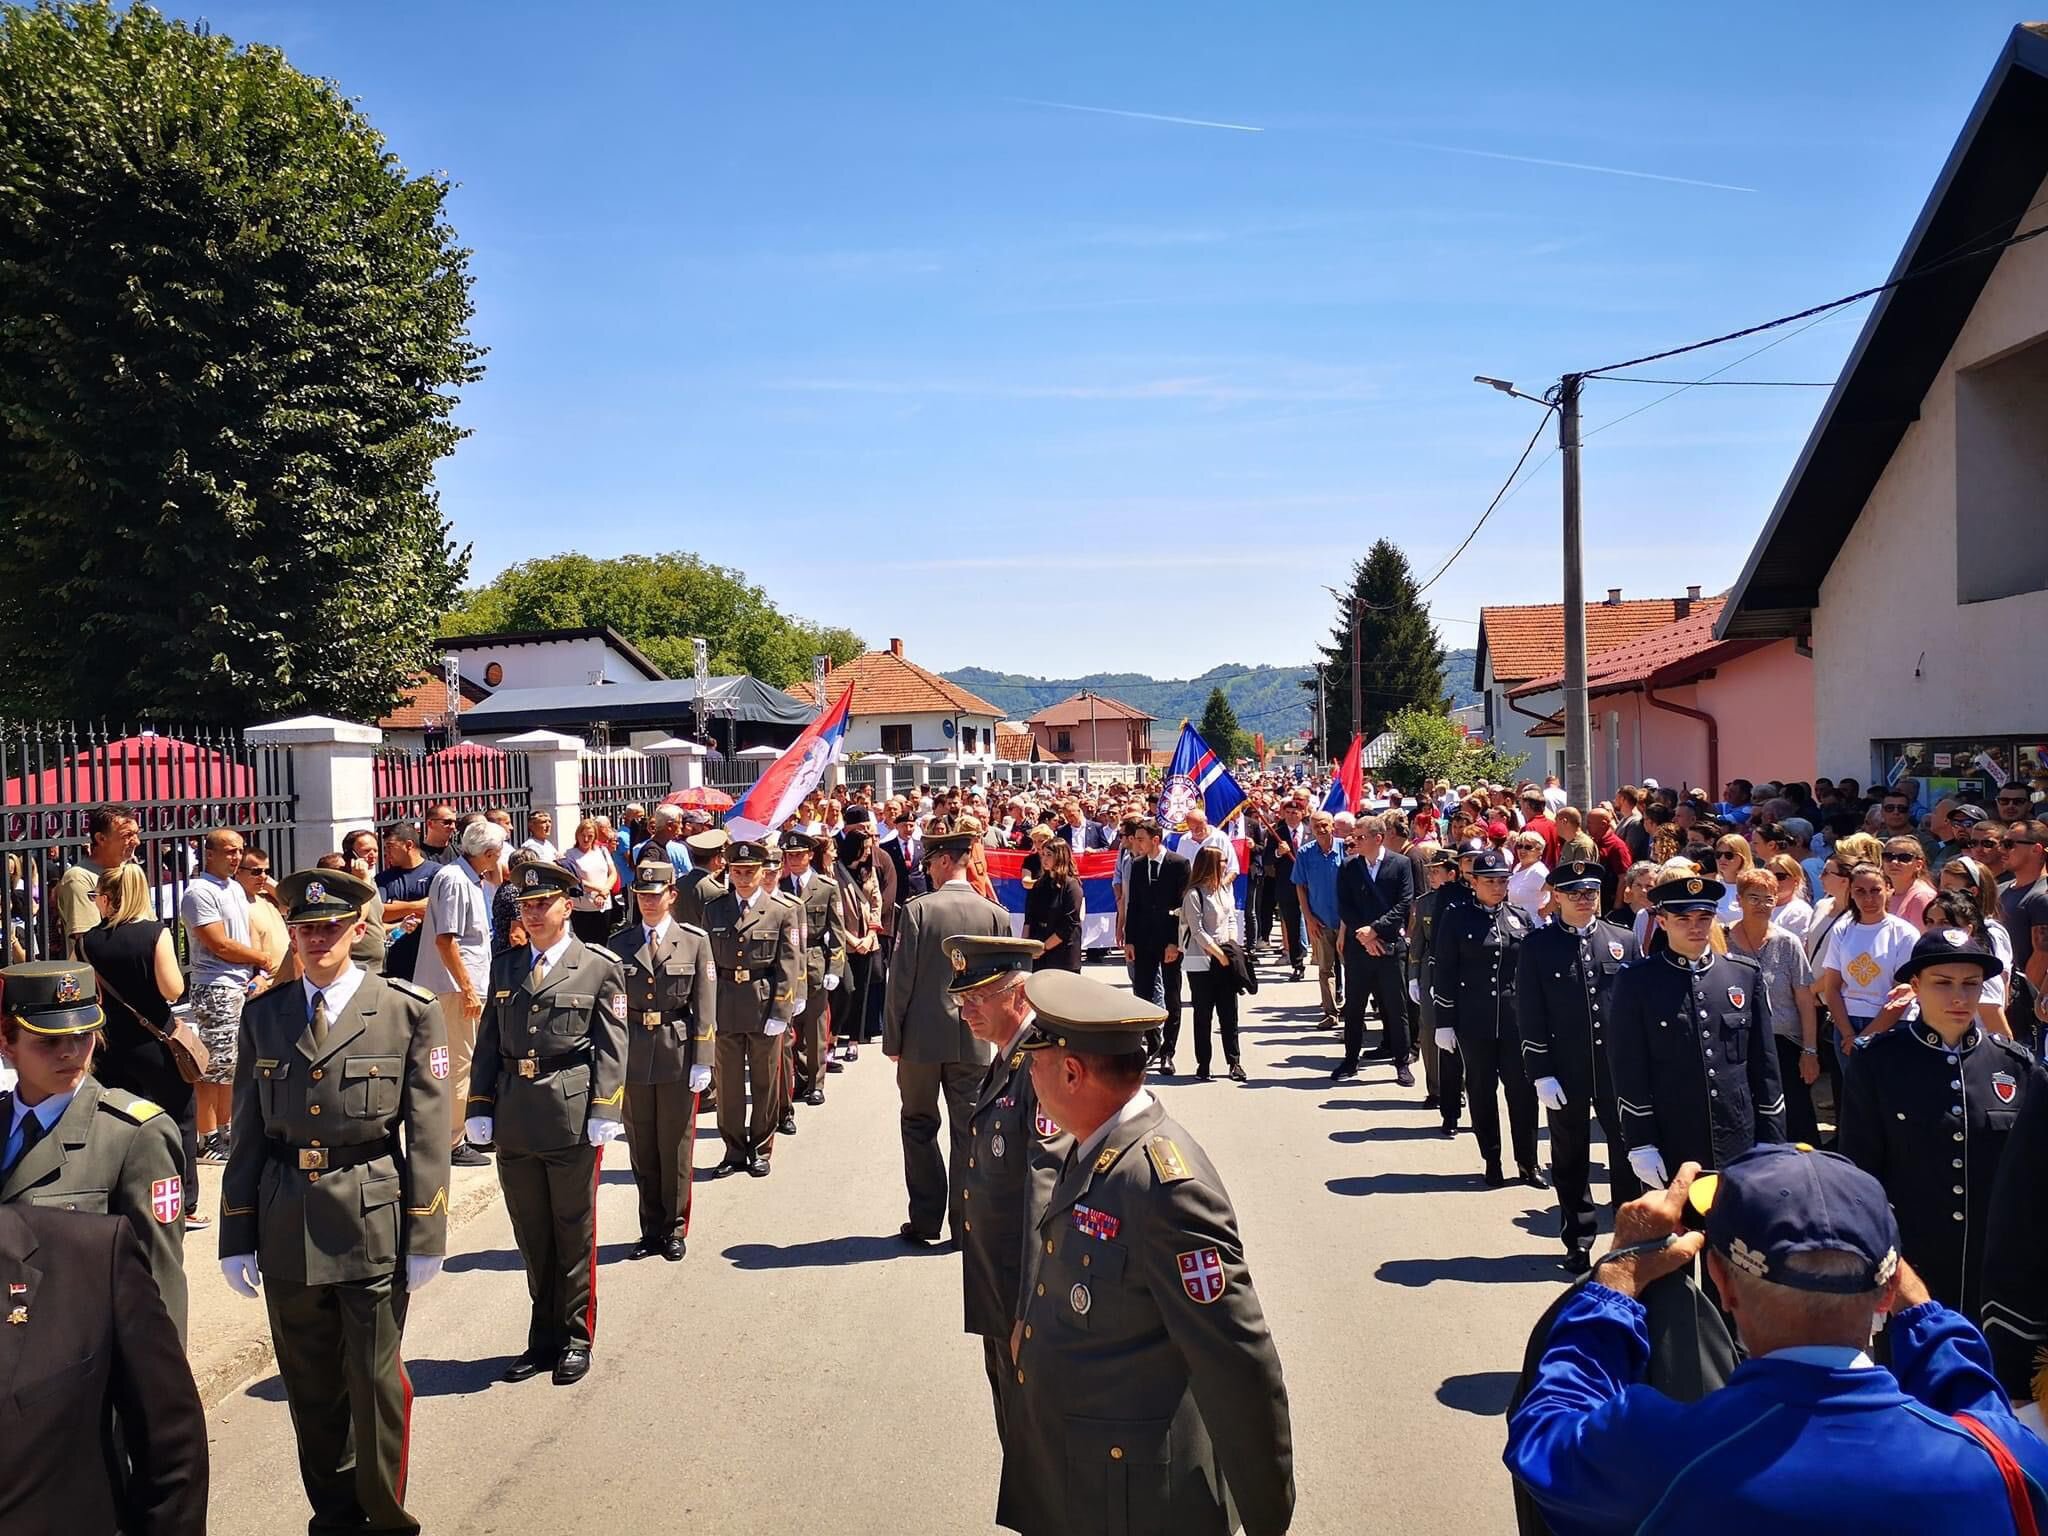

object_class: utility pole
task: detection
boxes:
[1314,664,1327,763]
[1088,690,1100,763]
[1349,595,1363,756]
[1559,373,1591,808]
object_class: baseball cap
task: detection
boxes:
[1699,1144,1899,1293]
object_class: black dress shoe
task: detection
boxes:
[1422,1094,1440,1110]
[826,1058,844,1073]
[1156,1057,1177,1076]
[450,1142,492,1168]
[1520,1165,1550,1191]
[805,1087,825,1107]
[1439,1122,1459,1138]
[1561,1247,1592,1276]
[778,1111,798,1136]
[553,1347,591,1385]
[1228,1063,1247,1082]
[630,1240,656,1261]
[1395,1063,1416,1088]
[501,1352,549,1383]
[715,1156,747,1177]
[662,1236,686,1262]
[1330,1065,1359,1083]
[1483,1162,1509,1188]
[1194,1068,1212,1082]
[897,1222,939,1247]
[747,1156,770,1177]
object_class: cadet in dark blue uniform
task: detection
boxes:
[1432,848,1541,1188]
[1406,847,1463,1127]
[1839,926,2047,1321]
[1607,875,1785,1188]
[1517,861,1642,1273]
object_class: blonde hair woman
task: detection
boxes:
[1711,834,1754,924]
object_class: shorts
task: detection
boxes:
[192,982,246,1086]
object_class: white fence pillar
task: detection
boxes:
[245,715,382,866]
[644,738,709,795]
[863,755,895,802]
[900,754,930,791]
[494,730,583,833]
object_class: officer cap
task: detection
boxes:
[725,840,769,868]
[1469,848,1513,877]
[780,831,818,855]
[511,862,579,903]
[943,935,1044,993]
[1895,926,2003,983]
[1019,971,1167,1056]
[1456,838,1489,860]
[1650,874,1722,912]
[631,861,676,894]
[278,868,375,926]
[684,828,730,858]
[923,831,979,859]
[1696,1144,1899,1294]
[1546,860,1603,891]
[1425,847,1459,869]
[0,960,103,1035]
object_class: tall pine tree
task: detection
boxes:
[1198,687,1245,762]
[1304,540,1447,749]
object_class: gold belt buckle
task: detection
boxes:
[517,1059,539,1079]
[733,967,750,983]
[296,1148,330,1170]
[642,1011,662,1031]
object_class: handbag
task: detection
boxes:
[96,969,211,1086]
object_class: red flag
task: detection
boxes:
[1337,733,1363,813]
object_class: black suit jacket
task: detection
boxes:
[1126,851,1191,949]
[1336,852,1415,952]
[0,1206,206,1536]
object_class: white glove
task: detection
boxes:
[824,973,840,991]
[1628,1146,1670,1188]
[406,1254,443,1292]
[463,1116,493,1147]
[221,1254,261,1299]
[1408,978,1420,1004]
[586,1117,626,1146]
[1534,1076,1568,1112]
[1435,1026,1458,1054]
[763,1017,789,1036]
[688,1063,712,1093]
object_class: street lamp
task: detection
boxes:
[1475,371,1590,809]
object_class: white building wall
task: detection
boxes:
[1485,664,1561,782]
[840,712,1000,763]
[446,637,645,693]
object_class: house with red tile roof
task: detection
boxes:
[785,638,1005,765]
[1025,691,1154,764]
[1507,597,1814,799]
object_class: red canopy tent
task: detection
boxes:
[1,733,253,808]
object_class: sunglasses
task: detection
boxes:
[1969,838,2008,849]
[1826,864,1853,878]
[1882,804,1910,813]
[1882,851,1918,862]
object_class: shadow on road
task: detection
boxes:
[1376,1254,1563,1287]
[1437,1370,1519,1416]
[1317,1096,1427,1112]
[446,1241,639,1274]
[723,1233,952,1270]
[1330,1125,1463,1144]
[406,1355,529,1398]
[1329,1170,1489,1196]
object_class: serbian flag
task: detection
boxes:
[986,842,1252,950]
[726,687,854,840]
[1158,723,1246,831]
[1322,733,1363,814]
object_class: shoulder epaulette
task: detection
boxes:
[769,890,800,908]
[679,922,708,936]
[1144,1133,1193,1183]
[1989,1033,2036,1065]
[1721,951,1762,972]
[98,1090,162,1124]
[387,977,436,1004]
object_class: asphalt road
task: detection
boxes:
[205,962,1593,1534]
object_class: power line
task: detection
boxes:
[1413,410,1554,596]
[1594,377,1832,387]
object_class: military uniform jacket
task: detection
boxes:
[676,869,726,932]
[469,939,628,1154]
[1981,1077,2048,1396]
[783,870,847,991]
[1002,1097,1294,1536]
[1607,951,1786,1172]
[1,1077,186,1335]
[702,887,803,1035]
[884,881,1010,1066]
[601,919,716,1084]
[220,971,451,1286]
[1431,898,1534,1043]
[962,1021,1068,1341]
[1517,917,1641,1102]
[1839,1021,2045,1318]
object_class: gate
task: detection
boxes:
[578,750,670,829]
[373,744,531,828]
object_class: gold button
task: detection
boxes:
[1110,1447,1124,1461]
[1044,1240,1054,1254]
[962,1191,970,1202]
[1024,1325,1033,1339]
[370,1066,381,1076]
[310,1069,323,1081]
[309,1104,321,1116]
[1016,1371,1025,1385]
[309,1139,321,1148]
[307,1172,319,1183]
[968,1158,975,1169]
[1036,1284,1046,1296]
[963,1220,972,1232]
[1081,1255,1091,1267]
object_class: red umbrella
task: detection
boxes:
[661,786,734,811]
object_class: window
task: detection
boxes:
[1956,333,2048,603]
[880,723,912,755]
[1056,729,1072,754]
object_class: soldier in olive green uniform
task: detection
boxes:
[677,828,729,932]
[778,831,846,1114]
[0,960,188,1341]
[218,870,450,1536]
[704,841,804,1177]
[601,861,715,1261]
[945,934,1069,1448]
[466,863,628,1385]
[1003,970,1294,1536]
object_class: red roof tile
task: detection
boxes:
[1479,597,1707,684]
[785,643,1002,718]
[1509,597,1777,699]
[1026,691,1154,727]
[995,726,1035,760]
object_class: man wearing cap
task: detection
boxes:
[1507,1148,2048,1532]
[464,863,628,1386]
[946,934,1067,1446]
[703,841,804,1178]
[1432,847,1543,1188]
[1407,845,1465,1126]
[885,831,1010,1245]
[0,960,189,1339]
[1002,969,1294,1536]
[1607,875,1785,1192]
[601,862,715,1263]
[778,831,846,1118]
[1519,861,1644,1273]
[217,869,450,1533]
[676,827,729,931]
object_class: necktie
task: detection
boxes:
[309,991,329,1050]
[532,952,550,986]
[5,1112,46,1174]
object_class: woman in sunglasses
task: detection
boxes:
[1817,862,1921,1056]
[1711,835,1753,925]
[1882,837,1936,928]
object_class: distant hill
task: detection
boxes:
[946,649,1481,741]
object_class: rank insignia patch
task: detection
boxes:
[1146,1135,1192,1183]
[1177,1247,1225,1304]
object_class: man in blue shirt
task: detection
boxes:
[1507,1145,2048,1534]
[1291,811,1345,1028]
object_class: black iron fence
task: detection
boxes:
[2,720,300,963]
[373,746,531,830]
[705,754,768,797]
[578,751,670,829]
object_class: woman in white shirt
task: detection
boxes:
[1179,847,1244,1083]
[566,817,618,942]
[1818,861,1921,1051]
[1765,853,1815,941]
[1506,833,1550,924]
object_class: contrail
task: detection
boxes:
[1007,97,1264,134]
[1389,138,1754,193]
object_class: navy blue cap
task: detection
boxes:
[1702,1145,1899,1294]
[1651,874,1722,912]
[1546,860,1603,890]
[1455,838,1488,859]
[1469,848,1512,876]
[1895,925,2003,983]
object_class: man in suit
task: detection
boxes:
[884,831,1010,1246]
[1059,800,1111,854]
[464,863,628,1387]
[1334,812,1417,1086]
[217,870,449,1533]
[703,842,804,1178]
[602,862,714,1263]
[0,1204,207,1536]
[1121,818,1191,1072]
[777,831,845,1120]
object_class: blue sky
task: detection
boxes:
[172,2,2030,677]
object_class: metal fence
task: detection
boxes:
[705,755,767,797]
[578,750,670,829]
[373,746,531,829]
[2,720,300,963]
[841,758,881,793]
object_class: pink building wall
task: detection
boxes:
[1579,641,1815,799]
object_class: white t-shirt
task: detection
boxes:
[1820,914,1921,1019]
[1507,860,1549,922]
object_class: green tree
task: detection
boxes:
[1199,687,1245,762]
[442,552,865,687]
[0,3,479,722]
[1303,539,1447,750]
[1380,706,1526,796]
